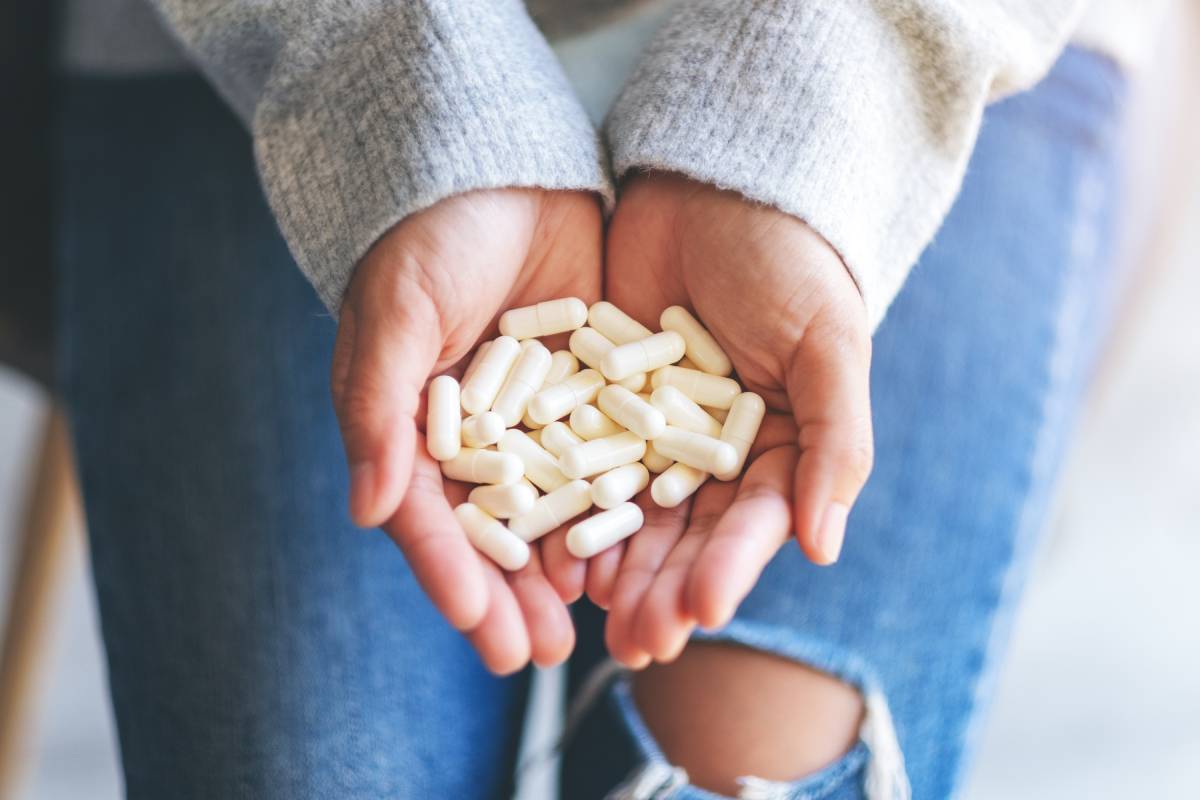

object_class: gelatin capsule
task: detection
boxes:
[499,297,588,339]
[508,480,593,543]
[591,463,650,509]
[559,432,646,480]
[454,503,529,571]
[461,336,521,414]
[426,375,461,461]
[566,502,644,558]
[660,305,732,376]
[601,331,686,382]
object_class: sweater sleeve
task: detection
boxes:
[147,0,614,313]
[605,0,1087,331]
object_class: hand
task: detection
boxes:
[596,173,874,667]
[331,188,601,673]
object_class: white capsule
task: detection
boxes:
[616,372,647,393]
[591,463,650,509]
[588,301,653,345]
[566,502,644,558]
[509,479,593,543]
[706,406,729,423]
[527,369,605,424]
[660,305,733,376]
[715,392,766,480]
[492,340,552,426]
[651,426,737,475]
[650,385,723,438]
[426,375,462,461]
[559,432,647,480]
[568,327,616,372]
[460,411,505,448]
[598,384,667,440]
[468,481,538,519]
[539,421,585,458]
[460,341,491,387]
[543,350,580,387]
[651,366,741,410]
[569,404,625,441]
[441,448,524,485]
[642,441,674,473]
[454,503,529,571]
[461,336,521,414]
[601,331,686,382]
[498,429,568,492]
[650,463,708,508]
[499,297,588,340]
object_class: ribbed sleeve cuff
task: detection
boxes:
[253,0,614,314]
[606,0,999,331]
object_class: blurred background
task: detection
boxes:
[1,3,1197,799]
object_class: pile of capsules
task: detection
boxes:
[425,298,765,572]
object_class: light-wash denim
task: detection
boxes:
[55,9,1126,799]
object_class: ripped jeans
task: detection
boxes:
[55,14,1125,800]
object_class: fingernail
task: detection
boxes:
[349,461,376,525]
[815,502,849,564]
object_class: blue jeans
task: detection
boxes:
[55,45,1125,800]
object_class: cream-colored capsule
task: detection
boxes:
[543,350,579,386]
[508,479,592,543]
[441,448,524,485]
[651,366,740,410]
[461,335,521,414]
[650,463,708,508]
[539,421,584,458]
[498,429,568,492]
[527,369,605,425]
[460,341,491,386]
[460,411,505,448]
[569,404,624,441]
[568,327,615,373]
[426,375,462,461]
[588,301,653,345]
[642,441,674,473]
[651,426,737,475]
[616,372,647,393]
[499,297,588,340]
[715,392,766,480]
[559,432,646,480]
[601,331,686,382]
[468,482,538,519]
[454,503,529,571]
[650,385,722,438]
[492,340,552,425]
[566,502,644,558]
[591,463,650,509]
[660,305,733,376]
[598,384,666,440]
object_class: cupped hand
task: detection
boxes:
[597,173,874,667]
[332,188,600,673]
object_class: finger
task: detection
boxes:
[507,547,575,668]
[786,313,874,565]
[584,541,625,611]
[686,446,797,629]
[466,562,533,675]
[334,275,443,528]
[539,526,587,604]
[384,437,488,631]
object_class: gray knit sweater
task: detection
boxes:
[61,0,1143,328]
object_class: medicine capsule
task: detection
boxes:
[492,340,552,425]
[559,432,646,480]
[566,502,644,558]
[468,481,538,519]
[454,503,529,571]
[539,421,584,458]
[650,463,708,508]
[527,369,605,424]
[426,375,462,461]
[660,305,733,376]
[441,448,524,485]
[499,297,588,339]
[601,331,686,382]
[616,372,647,393]
[460,411,505,448]
[543,350,580,386]
[508,479,592,543]
[651,366,741,410]
[522,408,544,430]
[715,392,766,480]
[650,385,722,438]
[598,384,667,440]
[588,301,653,345]
[642,441,674,473]
[498,429,568,492]
[460,341,491,386]
[461,335,521,414]
[568,327,616,372]
[651,426,738,475]
[591,463,650,509]
[569,404,624,441]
